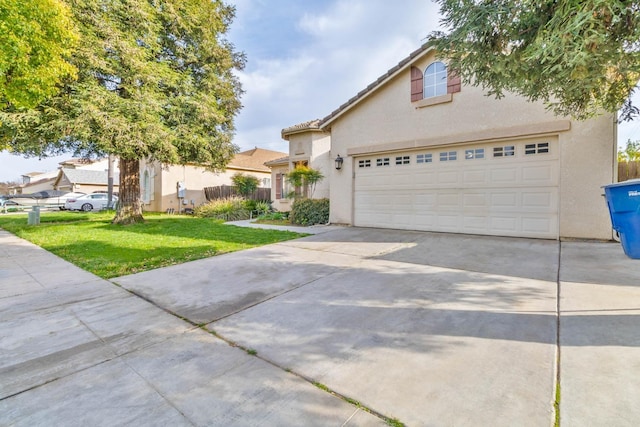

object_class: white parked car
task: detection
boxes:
[65,193,118,211]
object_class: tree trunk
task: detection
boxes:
[112,158,144,225]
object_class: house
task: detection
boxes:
[140,147,287,212]
[9,158,119,195]
[272,44,616,240]
[9,171,59,195]
[53,168,120,194]
[265,120,331,212]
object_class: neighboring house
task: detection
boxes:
[273,44,616,240]
[265,120,331,212]
[9,171,59,195]
[53,168,120,194]
[140,147,287,212]
[9,157,119,195]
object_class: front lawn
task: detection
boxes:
[0,211,304,278]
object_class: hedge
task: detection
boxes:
[290,198,329,225]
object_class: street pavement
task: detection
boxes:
[2,224,640,426]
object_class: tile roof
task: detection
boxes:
[281,119,322,138]
[320,44,434,128]
[264,156,290,167]
[58,158,102,167]
[228,148,288,172]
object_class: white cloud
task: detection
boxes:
[228,0,444,152]
[297,1,366,37]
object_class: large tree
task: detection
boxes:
[0,0,77,112]
[430,0,640,121]
[0,0,244,224]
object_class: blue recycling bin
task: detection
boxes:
[602,179,640,259]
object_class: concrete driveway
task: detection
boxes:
[3,226,640,426]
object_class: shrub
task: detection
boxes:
[254,201,271,215]
[231,173,260,197]
[244,199,271,216]
[195,196,249,221]
[257,211,288,221]
[290,198,329,225]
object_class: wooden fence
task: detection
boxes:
[204,185,271,201]
[619,161,640,182]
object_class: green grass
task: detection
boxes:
[0,211,305,278]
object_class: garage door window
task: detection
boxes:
[493,146,515,157]
[395,156,411,165]
[417,153,433,164]
[525,142,549,155]
[358,159,372,168]
[376,157,390,166]
[465,148,484,160]
[440,151,457,161]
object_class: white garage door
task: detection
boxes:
[353,137,559,239]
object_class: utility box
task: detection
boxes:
[177,181,186,198]
[27,206,41,226]
[603,179,640,259]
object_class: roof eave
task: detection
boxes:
[320,44,436,130]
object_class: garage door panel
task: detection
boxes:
[490,217,519,233]
[354,138,559,239]
[463,193,488,209]
[437,170,459,185]
[436,214,459,229]
[491,167,519,183]
[462,169,488,185]
[491,192,519,208]
[522,216,555,236]
[414,213,436,227]
[437,192,460,208]
[522,165,556,184]
[522,190,557,210]
[463,216,489,233]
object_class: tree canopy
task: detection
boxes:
[430,0,640,121]
[0,0,245,224]
[0,0,78,110]
[231,173,260,197]
[619,139,640,161]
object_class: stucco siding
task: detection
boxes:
[327,51,616,239]
[147,162,271,212]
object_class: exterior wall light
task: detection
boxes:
[335,155,344,170]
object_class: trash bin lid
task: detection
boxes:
[602,178,640,189]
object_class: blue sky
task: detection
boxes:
[0,0,638,181]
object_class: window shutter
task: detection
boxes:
[410,66,423,101]
[447,68,461,93]
[275,173,282,199]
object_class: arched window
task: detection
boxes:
[424,62,447,98]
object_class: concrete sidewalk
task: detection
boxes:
[0,230,384,426]
[2,225,640,426]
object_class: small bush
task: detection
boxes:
[290,198,329,225]
[244,199,271,216]
[254,201,271,215]
[257,211,288,221]
[195,196,250,221]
